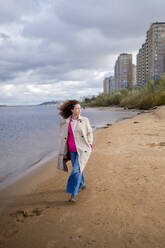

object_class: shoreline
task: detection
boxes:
[0,149,59,192]
[0,107,139,193]
[0,156,59,215]
[0,108,142,214]
[1,105,165,247]
[0,123,114,214]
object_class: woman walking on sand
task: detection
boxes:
[58,100,93,203]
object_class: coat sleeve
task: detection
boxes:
[86,118,93,145]
[57,119,70,172]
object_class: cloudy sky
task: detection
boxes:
[0,0,165,105]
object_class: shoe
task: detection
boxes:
[69,194,76,203]
[79,185,86,192]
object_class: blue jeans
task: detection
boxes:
[66,151,85,195]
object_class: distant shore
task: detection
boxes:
[0,105,165,248]
[0,106,138,191]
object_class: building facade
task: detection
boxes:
[132,64,136,86]
[137,22,165,85]
[114,53,133,89]
[103,77,109,94]
[103,76,115,94]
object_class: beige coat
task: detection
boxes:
[57,115,93,173]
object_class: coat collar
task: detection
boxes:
[66,115,83,124]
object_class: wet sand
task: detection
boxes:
[0,105,165,248]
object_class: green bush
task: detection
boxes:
[153,91,165,106]
[135,93,154,109]
[83,74,165,109]
[120,88,141,108]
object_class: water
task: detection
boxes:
[0,105,138,190]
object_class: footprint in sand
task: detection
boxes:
[46,240,57,248]
[95,178,109,193]
[59,212,71,223]
[160,142,165,146]
[144,133,159,136]
[1,226,19,239]
[147,142,165,147]
[10,207,45,222]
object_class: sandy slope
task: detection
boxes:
[0,106,165,248]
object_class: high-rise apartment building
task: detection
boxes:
[132,64,136,86]
[136,48,143,84]
[109,76,115,93]
[103,77,109,94]
[137,22,165,84]
[114,53,133,89]
[103,76,115,94]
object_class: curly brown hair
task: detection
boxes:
[58,99,80,119]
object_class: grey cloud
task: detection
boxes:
[0,0,165,104]
[0,0,36,24]
[53,0,165,39]
[0,33,10,39]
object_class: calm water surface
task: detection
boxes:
[0,105,138,189]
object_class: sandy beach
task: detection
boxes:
[0,105,165,248]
